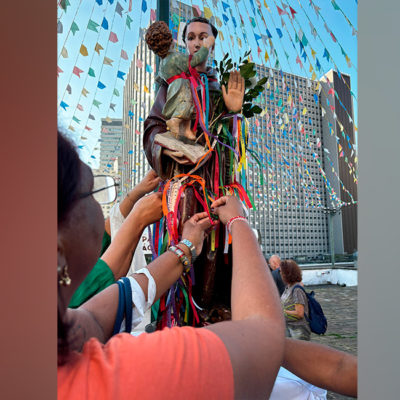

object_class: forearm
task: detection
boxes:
[80,250,186,342]
[101,208,146,279]
[283,338,357,397]
[284,306,303,319]
[231,220,284,325]
[119,189,143,218]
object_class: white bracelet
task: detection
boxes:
[227,216,248,234]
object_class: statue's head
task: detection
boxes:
[182,17,218,44]
[145,21,173,59]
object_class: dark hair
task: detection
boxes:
[182,17,218,43]
[58,131,81,225]
[280,259,302,285]
[145,21,173,59]
[58,131,81,365]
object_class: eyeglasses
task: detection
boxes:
[80,175,119,204]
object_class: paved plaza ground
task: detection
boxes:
[306,284,357,400]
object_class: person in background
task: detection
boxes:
[280,259,311,341]
[57,131,286,399]
[269,254,286,296]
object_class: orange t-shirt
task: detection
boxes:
[58,326,234,400]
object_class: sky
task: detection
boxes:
[57,0,357,166]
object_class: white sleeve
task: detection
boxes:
[109,202,125,239]
[119,268,156,332]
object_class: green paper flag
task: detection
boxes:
[72,116,80,124]
[113,88,120,96]
[93,99,101,108]
[331,0,340,10]
[172,13,180,26]
[87,19,99,32]
[126,15,133,29]
[88,68,95,77]
[60,0,70,11]
[71,22,79,35]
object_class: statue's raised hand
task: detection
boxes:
[222,70,245,113]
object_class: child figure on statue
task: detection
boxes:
[145,21,215,141]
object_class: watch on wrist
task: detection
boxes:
[179,239,197,262]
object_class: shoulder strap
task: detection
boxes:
[292,284,306,293]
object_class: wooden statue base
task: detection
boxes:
[154,132,207,165]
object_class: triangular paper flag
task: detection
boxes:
[79,44,88,56]
[94,42,104,55]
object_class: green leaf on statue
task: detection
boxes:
[251,105,263,114]
[256,77,268,86]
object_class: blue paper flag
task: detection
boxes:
[95,0,102,5]
[97,81,106,89]
[222,1,230,11]
[141,0,147,13]
[108,0,114,4]
[60,101,69,110]
[276,28,282,38]
[266,29,272,38]
[117,70,126,80]
[313,94,319,104]
[145,64,153,73]
[101,17,109,30]
[316,58,321,71]
[254,33,261,43]
[222,14,229,24]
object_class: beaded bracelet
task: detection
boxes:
[168,245,191,270]
[226,216,248,234]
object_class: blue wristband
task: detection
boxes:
[113,280,125,335]
[121,277,132,333]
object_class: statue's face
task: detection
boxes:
[185,22,214,56]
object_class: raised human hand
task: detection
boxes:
[210,195,246,225]
[163,149,194,165]
[132,192,163,228]
[135,169,162,196]
[181,212,213,255]
[222,70,245,113]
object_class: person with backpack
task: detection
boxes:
[280,259,311,341]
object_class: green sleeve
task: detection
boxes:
[68,258,115,308]
[164,47,209,74]
[190,46,209,67]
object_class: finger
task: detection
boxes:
[197,217,213,230]
[234,70,240,89]
[238,74,244,93]
[232,71,239,90]
[210,196,229,208]
[191,211,209,222]
[228,71,234,89]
